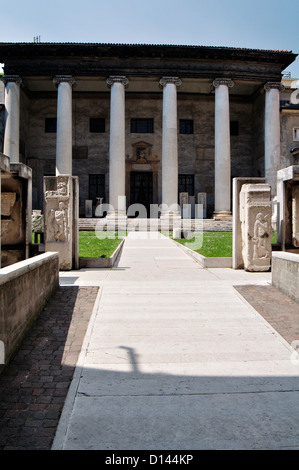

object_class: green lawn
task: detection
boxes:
[174,231,277,258]
[176,231,232,257]
[33,230,277,259]
[79,231,125,258]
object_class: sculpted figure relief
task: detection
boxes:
[45,180,68,198]
[48,201,68,242]
[252,212,270,259]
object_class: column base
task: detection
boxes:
[213,211,232,221]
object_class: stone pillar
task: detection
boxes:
[106,76,128,220]
[213,78,234,219]
[264,82,284,197]
[159,77,182,220]
[1,76,22,163]
[239,183,272,272]
[232,177,266,269]
[53,75,75,176]
[44,175,78,270]
[292,186,299,248]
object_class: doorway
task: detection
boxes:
[130,172,153,217]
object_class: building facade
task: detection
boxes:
[0,43,298,218]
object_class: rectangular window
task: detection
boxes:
[179,119,194,134]
[178,174,194,196]
[131,118,154,133]
[45,118,57,133]
[90,118,105,133]
[293,128,299,141]
[230,121,239,136]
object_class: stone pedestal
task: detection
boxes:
[179,192,189,216]
[232,177,266,269]
[239,183,272,272]
[197,193,207,218]
[85,200,93,218]
[44,175,79,270]
[277,165,299,250]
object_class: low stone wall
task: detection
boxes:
[172,239,232,268]
[272,251,299,303]
[79,239,125,268]
[0,252,59,369]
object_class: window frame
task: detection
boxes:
[130,118,154,134]
[179,119,194,134]
[45,117,57,133]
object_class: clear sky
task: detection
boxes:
[1,0,299,78]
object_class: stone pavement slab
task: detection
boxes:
[52,232,299,450]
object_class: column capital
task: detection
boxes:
[159,76,182,88]
[106,76,129,88]
[53,75,76,87]
[212,78,234,89]
[0,75,22,85]
[264,81,284,92]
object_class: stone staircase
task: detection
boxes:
[79,218,232,232]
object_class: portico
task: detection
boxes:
[0,43,297,218]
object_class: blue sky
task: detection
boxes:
[1,0,299,77]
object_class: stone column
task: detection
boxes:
[1,76,22,163]
[106,76,129,219]
[53,75,75,176]
[159,77,182,220]
[264,82,284,196]
[213,78,234,219]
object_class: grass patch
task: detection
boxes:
[173,231,277,258]
[177,232,233,257]
[79,231,125,258]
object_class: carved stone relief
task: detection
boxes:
[44,175,74,270]
[47,201,69,243]
[240,183,272,271]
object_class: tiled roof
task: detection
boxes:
[0,42,294,54]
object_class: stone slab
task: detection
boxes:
[53,233,297,451]
[58,392,299,450]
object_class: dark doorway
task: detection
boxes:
[130,172,153,217]
[89,174,106,215]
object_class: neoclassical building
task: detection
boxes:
[0,42,298,218]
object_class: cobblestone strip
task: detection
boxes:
[0,286,98,450]
[235,285,299,346]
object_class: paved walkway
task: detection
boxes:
[54,232,299,450]
[0,232,299,450]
